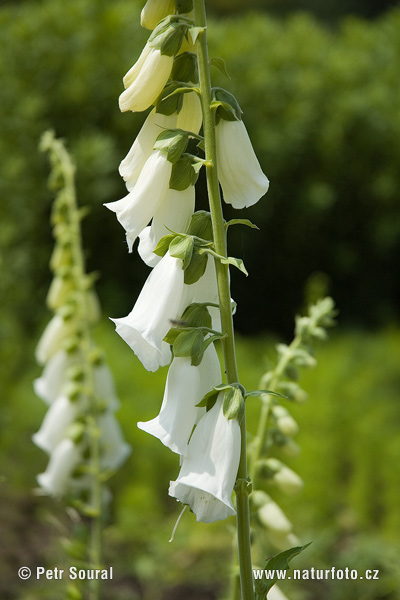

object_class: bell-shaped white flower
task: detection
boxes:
[37,438,81,497]
[119,45,174,113]
[169,393,241,523]
[35,314,73,365]
[216,118,269,209]
[138,185,195,267]
[119,92,202,192]
[258,498,293,534]
[32,395,81,454]
[138,357,201,455]
[111,252,188,372]
[268,586,291,600]
[104,150,172,252]
[98,412,131,471]
[33,350,72,405]
[93,362,121,411]
[141,0,176,30]
[138,345,220,455]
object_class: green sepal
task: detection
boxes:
[188,211,213,241]
[173,328,203,360]
[176,0,193,13]
[149,18,190,57]
[169,235,194,269]
[223,386,245,421]
[197,386,223,410]
[211,87,242,122]
[183,250,208,284]
[188,26,205,45]
[169,154,199,191]
[210,57,231,79]
[65,421,86,444]
[153,233,176,257]
[254,544,312,599]
[181,303,212,329]
[171,51,199,83]
[225,218,259,230]
[154,129,189,163]
[156,82,185,116]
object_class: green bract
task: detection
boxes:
[148,16,192,57]
[154,129,189,163]
[211,87,242,122]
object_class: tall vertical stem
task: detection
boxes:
[193,4,254,598]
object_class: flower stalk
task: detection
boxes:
[193,2,254,598]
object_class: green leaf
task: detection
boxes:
[153,233,176,257]
[211,87,242,121]
[245,389,286,399]
[156,82,185,116]
[226,218,259,230]
[177,0,194,14]
[220,256,248,276]
[256,544,312,598]
[197,387,220,410]
[169,235,194,269]
[210,57,231,79]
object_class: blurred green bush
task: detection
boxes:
[1,1,399,371]
[1,324,399,599]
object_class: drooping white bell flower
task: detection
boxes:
[138,185,195,267]
[169,393,241,523]
[33,350,72,405]
[37,438,81,497]
[141,0,176,30]
[119,45,174,113]
[138,344,221,455]
[215,118,269,209]
[35,314,73,366]
[98,412,131,471]
[138,357,201,455]
[104,150,172,252]
[111,252,189,372]
[257,498,293,534]
[32,395,81,454]
[119,92,202,192]
[268,585,291,600]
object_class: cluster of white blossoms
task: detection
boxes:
[33,132,130,499]
[106,0,269,523]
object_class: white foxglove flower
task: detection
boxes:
[119,92,202,192]
[138,357,201,455]
[105,150,172,252]
[138,185,195,266]
[32,395,80,454]
[37,438,81,497]
[119,45,174,113]
[33,350,72,405]
[268,586,291,600]
[112,252,188,372]
[169,394,241,523]
[141,0,176,30]
[98,412,131,471]
[138,346,220,455]
[258,498,293,534]
[272,464,303,495]
[93,362,120,410]
[216,118,269,209]
[35,314,73,365]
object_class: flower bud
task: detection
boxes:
[98,412,131,471]
[35,314,74,365]
[258,499,292,534]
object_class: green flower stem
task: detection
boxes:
[193,5,254,599]
[44,133,103,600]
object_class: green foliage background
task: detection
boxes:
[1,0,399,599]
